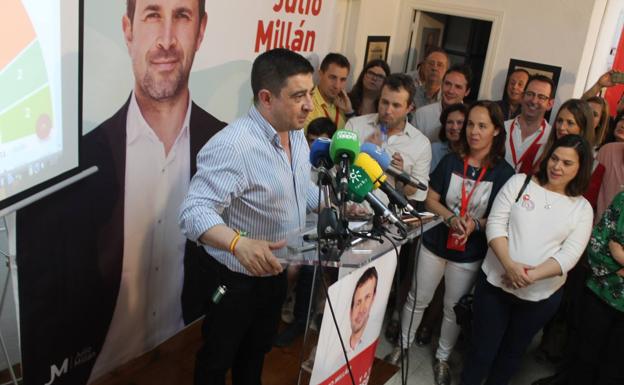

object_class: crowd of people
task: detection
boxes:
[167,28,623,385]
[256,48,624,385]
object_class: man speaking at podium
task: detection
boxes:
[179,48,319,385]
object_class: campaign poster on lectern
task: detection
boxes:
[310,251,397,385]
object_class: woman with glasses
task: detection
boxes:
[461,134,594,385]
[348,59,390,117]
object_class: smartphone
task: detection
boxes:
[611,71,624,84]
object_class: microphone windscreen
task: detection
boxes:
[329,130,360,164]
[360,142,391,171]
[347,165,373,203]
[354,153,386,187]
[309,137,333,167]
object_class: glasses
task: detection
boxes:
[366,70,386,81]
[524,91,550,102]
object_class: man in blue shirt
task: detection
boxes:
[179,48,319,385]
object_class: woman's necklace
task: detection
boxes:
[544,189,553,209]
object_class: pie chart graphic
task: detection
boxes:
[0,0,54,144]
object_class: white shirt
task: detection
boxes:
[90,93,191,380]
[412,101,443,143]
[504,116,552,172]
[345,113,431,201]
[482,174,593,301]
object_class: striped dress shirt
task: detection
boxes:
[179,106,319,275]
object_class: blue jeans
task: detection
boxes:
[460,272,563,385]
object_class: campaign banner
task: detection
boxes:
[17,1,340,384]
[83,0,339,133]
[310,251,397,385]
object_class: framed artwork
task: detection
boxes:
[364,36,390,64]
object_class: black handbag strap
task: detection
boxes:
[515,174,532,203]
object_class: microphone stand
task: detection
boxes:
[315,166,349,261]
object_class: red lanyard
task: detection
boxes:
[321,104,340,128]
[509,118,546,168]
[461,158,487,217]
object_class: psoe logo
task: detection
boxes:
[44,358,68,385]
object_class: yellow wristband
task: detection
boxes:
[229,233,241,255]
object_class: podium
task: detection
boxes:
[278,214,440,385]
[282,214,440,268]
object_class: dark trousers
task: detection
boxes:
[194,257,287,385]
[460,273,563,385]
[567,287,624,385]
[293,265,316,325]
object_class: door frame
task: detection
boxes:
[393,0,503,99]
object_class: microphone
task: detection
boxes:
[354,153,421,217]
[309,137,335,192]
[329,130,360,201]
[359,142,428,191]
[310,137,333,168]
[348,165,407,234]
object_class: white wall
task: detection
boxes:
[586,0,624,89]
[341,0,611,120]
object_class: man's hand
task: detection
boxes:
[346,202,371,218]
[365,130,383,146]
[335,89,354,116]
[233,238,285,276]
[597,71,616,88]
[391,152,404,171]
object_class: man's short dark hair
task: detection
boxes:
[307,117,337,138]
[351,267,378,310]
[444,64,473,90]
[127,0,206,23]
[526,74,556,99]
[382,73,416,108]
[320,53,351,73]
[251,48,314,103]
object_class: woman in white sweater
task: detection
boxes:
[460,134,595,385]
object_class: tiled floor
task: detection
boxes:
[375,326,558,385]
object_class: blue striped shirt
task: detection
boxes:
[179,106,319,275]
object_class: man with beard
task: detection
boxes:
[504,74,554,174]
[346,73,431,202]
[86,0,226,380]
